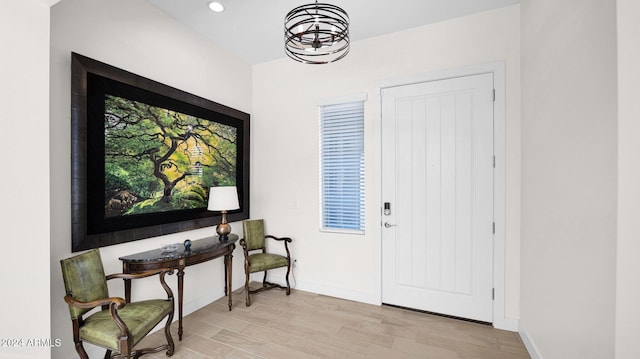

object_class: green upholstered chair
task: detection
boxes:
[60,249,175,359]
[240,219,292,306]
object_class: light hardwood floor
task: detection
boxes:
[141,285,530,359]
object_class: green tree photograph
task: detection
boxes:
[103,95,237,218]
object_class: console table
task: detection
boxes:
[120,234,238,340]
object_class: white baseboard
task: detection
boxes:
[494,316,519,332]
[519,324,543,359]
[293,280,380,305]
[182,288,224,315]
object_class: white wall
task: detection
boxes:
[615,0,640,358]
[49,1,252,358]
[252,5,521,322]
[0,0,51,358]
[520,0,617,358]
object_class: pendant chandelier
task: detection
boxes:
[284,0,350,64]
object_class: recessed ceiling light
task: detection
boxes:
[208,1,224,12]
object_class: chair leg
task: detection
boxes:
[74,342,89,359]
[285,261,291,295]
[262,271,268,287]
[72,320,90,359]
[104,349,112,359]
[245,267,251,306]
[164,309,175,356]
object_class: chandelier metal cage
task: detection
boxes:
[284,1,350,64]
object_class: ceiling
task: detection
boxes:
[147,0,520,65]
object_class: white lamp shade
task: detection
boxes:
[207,186,240,211]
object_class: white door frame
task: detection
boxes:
[372,62,515,331]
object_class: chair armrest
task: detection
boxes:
[106,268,173,281]
[265,235,292,259]
[64,294,125,310]
[266,235,292,243]
[106,269,175,300]
[239,239,251,270]
[65,294,132,345]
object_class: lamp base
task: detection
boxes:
[216,222,231,242]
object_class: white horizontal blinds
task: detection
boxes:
[320,101,365,232]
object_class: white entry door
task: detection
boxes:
[381,73,494,322]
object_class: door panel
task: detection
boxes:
[381,73,494,322]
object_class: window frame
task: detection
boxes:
[318,93,367,234]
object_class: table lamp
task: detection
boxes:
[207,186,240,241]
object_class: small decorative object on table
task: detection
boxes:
[183,239,192,251]
[161,243,180,252]
[208,186,240,241]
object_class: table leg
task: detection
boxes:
[123,263,132,303]
[177,267,185,341]
[124,279,131,303]
[224,255,228,297]
[227,248,233,311]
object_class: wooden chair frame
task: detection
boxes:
[240,234,292,306]
[63,269,175,359]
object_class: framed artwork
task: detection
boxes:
[71,52,250,252]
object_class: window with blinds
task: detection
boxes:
[319,100,365,233]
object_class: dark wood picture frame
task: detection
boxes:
[71,52,250,252]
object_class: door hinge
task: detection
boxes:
[492,222,495,234]
[492,288,495,300]
[493,155,496,168]
[492,89,496,102]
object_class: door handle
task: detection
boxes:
[384,222,396,228]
